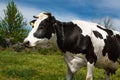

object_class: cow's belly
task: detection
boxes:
[64,51,119,73]
[95,54,119,71]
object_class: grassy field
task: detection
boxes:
[0,48,120,80]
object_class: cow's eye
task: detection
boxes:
[39,26,44,29]
[31,25,34,28]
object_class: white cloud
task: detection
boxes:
[17,5,43,22]
[113,18,120,31]
[99,0,120,9]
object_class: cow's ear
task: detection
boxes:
[51,16,56,23]
[30,22,34,28]
[30,20,36,28]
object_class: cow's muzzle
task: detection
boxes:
[23,41,31,48]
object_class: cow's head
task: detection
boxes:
[24,12,56,47]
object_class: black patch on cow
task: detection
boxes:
[54,21,97,63]
[84,36,97,64]
[33,16,55,39]
[103,34,120,62]
[97,25,113,35]
[97,25,120,62]
[93,31,103,39]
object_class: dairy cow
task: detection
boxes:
[24,12,120,80]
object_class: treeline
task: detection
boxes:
[0,1,28,49]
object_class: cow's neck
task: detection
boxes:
[53,20,91,54]
[54,20,66,52]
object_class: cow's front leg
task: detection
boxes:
[86,62,94,80]
[66,65,74,80]
[64,52,86,80]
[65,58,77,80]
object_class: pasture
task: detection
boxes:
[0,48,120,80]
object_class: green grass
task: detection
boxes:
[0,48,120,80]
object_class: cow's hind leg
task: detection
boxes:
[85,40,97,80]
[105,71,110,80]
[85,49,97,80]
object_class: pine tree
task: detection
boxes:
[0,0,28,47]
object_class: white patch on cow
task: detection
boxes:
[91,31,105,55]
[24,13,49,46]
[64,52,86,73]
[64,52,87,80]
[72,20,96,36]
[86,62,94,80]
[72,20,108,39]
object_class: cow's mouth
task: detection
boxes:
[23,41,35,48]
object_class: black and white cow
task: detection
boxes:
[24,12,120,80]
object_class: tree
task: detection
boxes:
[101,17,114,30]
[0,0,29,47]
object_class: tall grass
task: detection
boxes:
[0,48,120,80]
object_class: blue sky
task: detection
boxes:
[0,0,120,31]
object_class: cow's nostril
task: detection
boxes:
[23,41,30,47]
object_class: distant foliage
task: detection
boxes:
[101,17,114,30]
[0,1,29,47]
[93,17,115,30]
